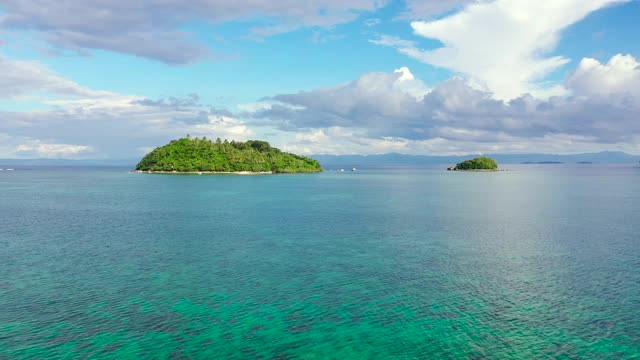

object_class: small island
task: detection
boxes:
[135,136,322,174]
[447,157,499,171]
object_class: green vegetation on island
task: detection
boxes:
[135,136,322,173]
[448,157,499,171]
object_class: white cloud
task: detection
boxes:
[0,0,387,63]
[279,126,635,156]
[251,62,640,153]
[237,102,275,113]
[369,35,416,48]
[393,66,431,99]
[0,55,254,158]
[15,141,93,158]
[189,114,254,138]
[377,0,627,99]
[398,0,475,19]
[1,99,255,158]
[363,18,381,27]
[280,127,417,155]
[566,54,640,100]
[0,55,117,99]
[2,52,640,158]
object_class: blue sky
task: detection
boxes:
[0,0,639,158]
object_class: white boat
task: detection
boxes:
[6,168,14,171]
[351,168,357,172]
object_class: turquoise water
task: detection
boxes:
[1,165,639,359]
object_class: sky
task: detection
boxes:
[0,0,639,159]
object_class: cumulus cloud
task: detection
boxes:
[375,0,627,99]
[566,54,640,100]
[249,62,640,152]
[2,51,639,158]
[0,0,386,63]
[274,125,636,157]
[0,55,254,158]
[250,67,429,133]
[281,127,417,155]
[0,99,254,158]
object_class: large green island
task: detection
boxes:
[135,137,322,174]
[448,157,499,171]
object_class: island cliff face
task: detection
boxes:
[135,137,322,173]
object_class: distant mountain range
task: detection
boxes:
[2,151,640,168]
[312,151,640,166]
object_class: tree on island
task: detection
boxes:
[135,137,322,173]
[452,157,498,170]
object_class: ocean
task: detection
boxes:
[1,164,639,359]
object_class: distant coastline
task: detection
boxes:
[313,151,640,167]
[3,151,640,169]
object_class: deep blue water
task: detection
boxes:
[1,165,639,359]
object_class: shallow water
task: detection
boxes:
[1,165,639,359]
